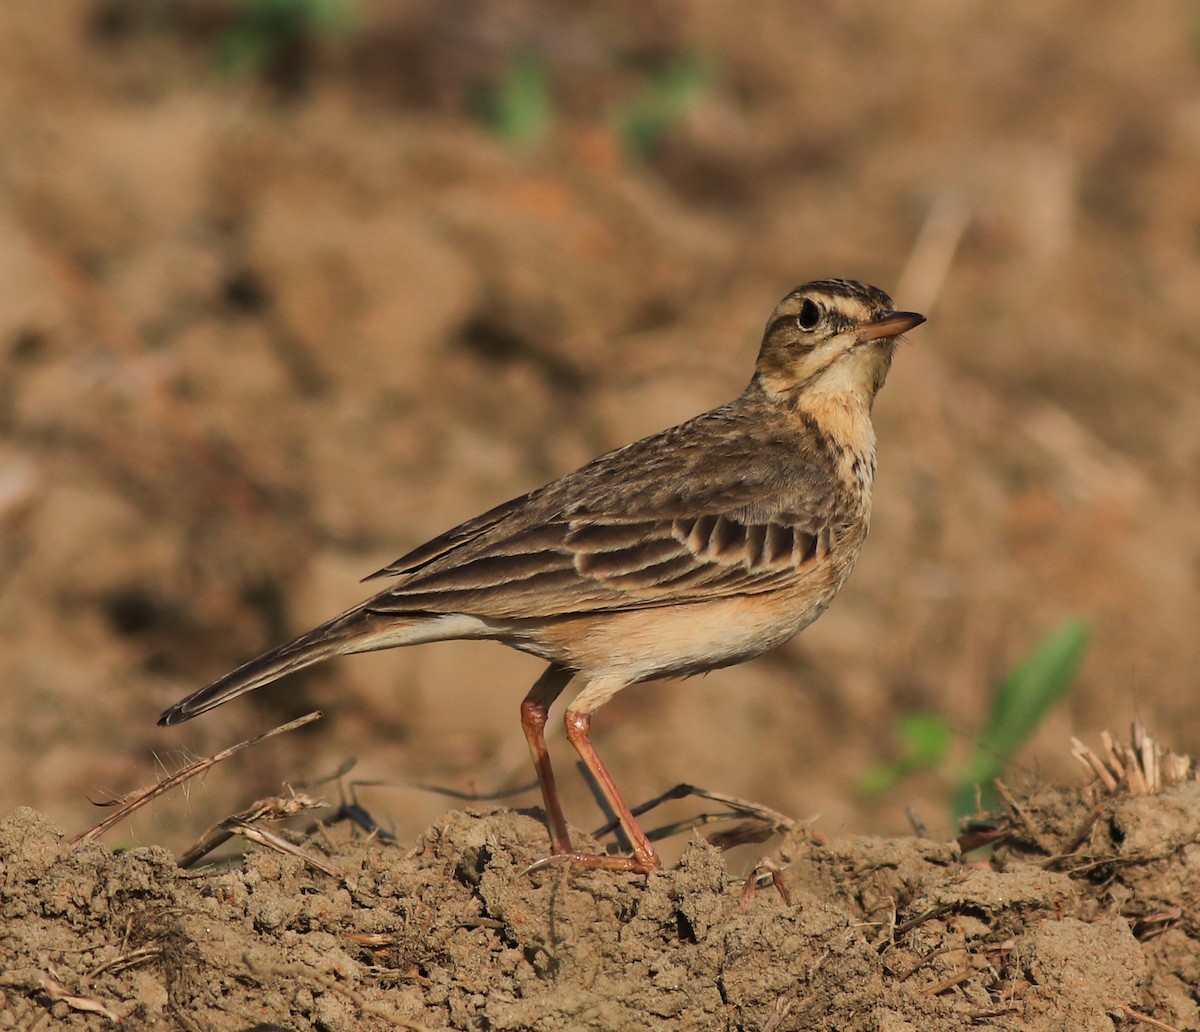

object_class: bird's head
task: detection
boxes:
[753,279,924,410]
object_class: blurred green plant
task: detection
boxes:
[215,0,359,79]
[614,55,713,158]
[858,714,953,797]
[953,617,1091,817]
[471,53,554,147]
[861,618,1091,819]
[467,50,713,155]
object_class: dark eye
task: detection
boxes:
[796,299,820,330]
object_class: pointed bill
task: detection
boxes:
[858,310,925,342]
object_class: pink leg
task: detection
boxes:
[562,707,660,874]
[519,664,574,854]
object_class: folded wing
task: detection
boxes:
[362,402,848,619]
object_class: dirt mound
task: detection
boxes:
[3,777,1197,1030]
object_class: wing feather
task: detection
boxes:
[365,511,834,619]
[361,396,857,619]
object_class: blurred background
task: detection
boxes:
[1,0,1198,858]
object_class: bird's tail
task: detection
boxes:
[157,605,427,727]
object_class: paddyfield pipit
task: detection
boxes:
[159,279,925,873]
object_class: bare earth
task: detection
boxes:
[2,1,1200,1029]
[4,773,1200,1030]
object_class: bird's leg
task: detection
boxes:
[519,663,574,854]
[522,674,660,876]
[560,707,661,873]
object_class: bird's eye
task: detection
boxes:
[796,299,821,331]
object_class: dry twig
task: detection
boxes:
[590,782,796,853]
[222,818,340,876]
[1122,1006,1184,1032]
[1070,722,1194,798]
[992,779,1055,855]
[177,791,326,868]
[70,712,322,846]
[895,194,969,315]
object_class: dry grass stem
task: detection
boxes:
[1122,1006,1184,1032]
[895,194,969,315]
[1070,722,1194,798]
[992,779,1055,855]
[222,818,341,877]
[70,712,323,846]
[177,791,328,869]
[591,782,797,850]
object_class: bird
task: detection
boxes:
[159,279,925,874]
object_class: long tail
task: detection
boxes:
[157,605,429,726]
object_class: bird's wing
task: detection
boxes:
[362,405,852,619]
[363,509,838,619]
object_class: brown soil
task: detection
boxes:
[4,774,1200,1030]
[2,1,1200,1028]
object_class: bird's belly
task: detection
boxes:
[517,589,833,683]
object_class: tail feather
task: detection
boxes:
[158,606,400,726]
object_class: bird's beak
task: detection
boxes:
[858,310,926,342]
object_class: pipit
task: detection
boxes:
[159,279,924,874]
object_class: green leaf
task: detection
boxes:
[215,0,359,78]
[860,713,952,796]
[615,55,712,158]
[952,618,1090,817]
[473,54,553,147]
